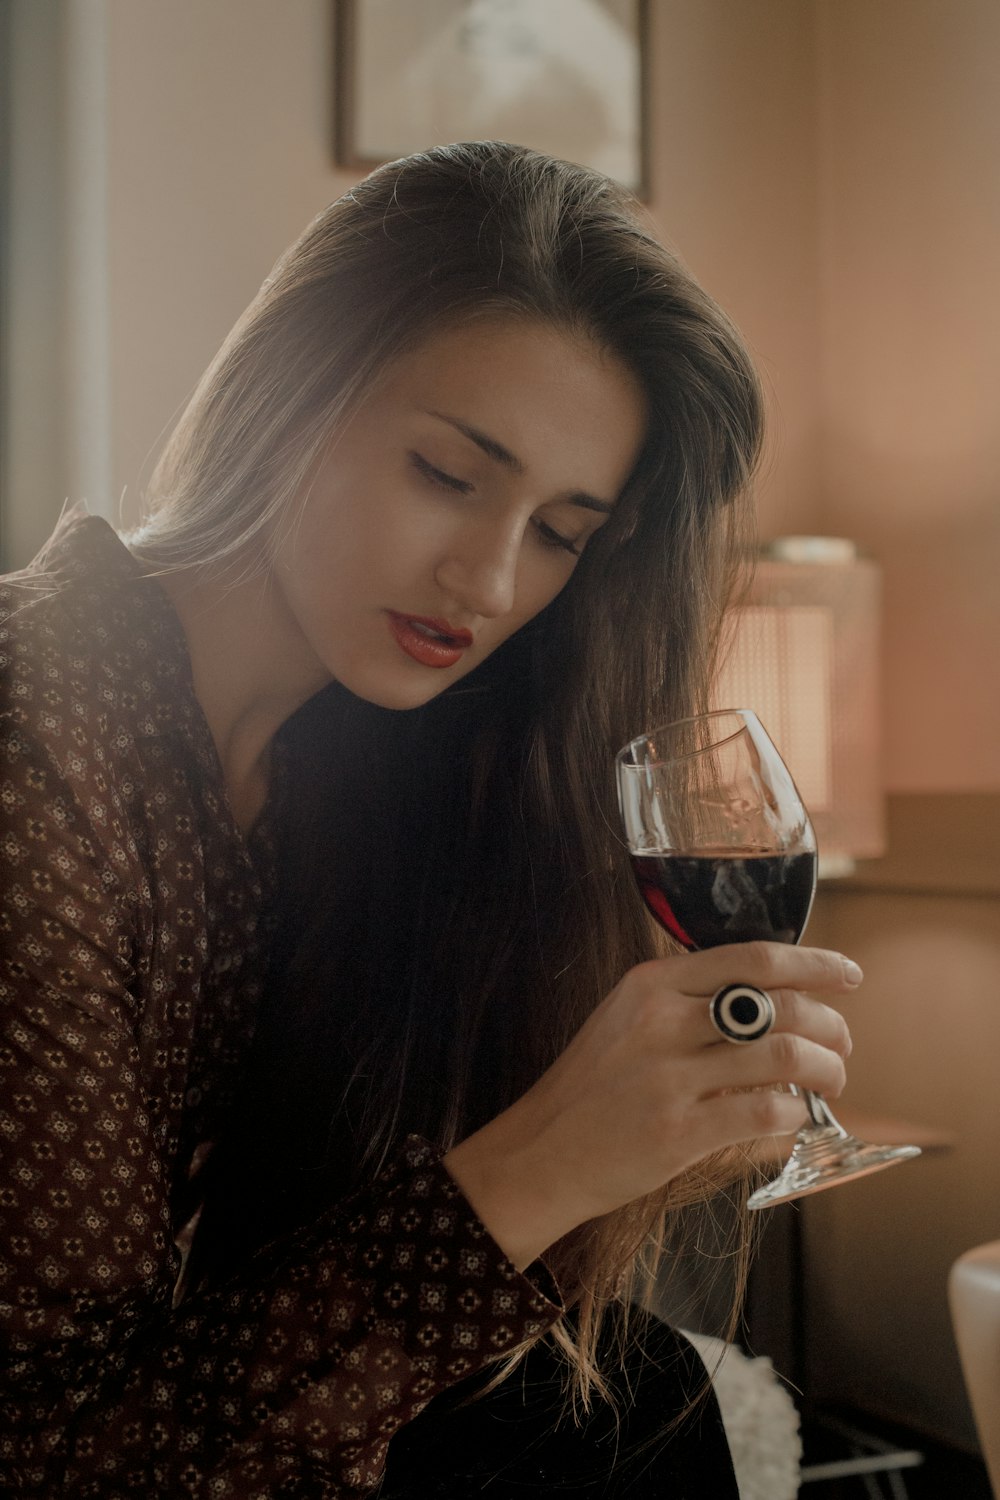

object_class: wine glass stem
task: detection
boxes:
[795,1086,848,1135]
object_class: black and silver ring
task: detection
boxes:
[710,984,776,1043]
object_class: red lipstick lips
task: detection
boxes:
[386,611,473,669]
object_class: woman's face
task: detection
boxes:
[271,317,647,710]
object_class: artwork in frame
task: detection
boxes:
[334,0,649,196]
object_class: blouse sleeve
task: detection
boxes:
[1,724,562,1497]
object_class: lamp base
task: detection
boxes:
[818,854,857,879]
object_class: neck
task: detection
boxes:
[159,564,330,833]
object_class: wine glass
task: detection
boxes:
[615,709,920,1208]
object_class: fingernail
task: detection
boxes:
[842,957,864,986]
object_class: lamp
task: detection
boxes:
[714,537,885,878]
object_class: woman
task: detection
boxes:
[0,142,856,1495]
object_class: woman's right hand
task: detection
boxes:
[443,942,859,1270]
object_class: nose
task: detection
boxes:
[434,515,522,621]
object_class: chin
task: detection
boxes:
[328,664,469,713]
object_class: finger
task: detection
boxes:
[704,987,852,1058]
[662,986,850,1058]
[616,968,853,1060]
[769,989,852,1057]
[693,1088,811,1150]
[666,942,863,997]
[701,1030,849,1101]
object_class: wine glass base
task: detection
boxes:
[747,1127,922,1210]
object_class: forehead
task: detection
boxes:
[370,316,648,481]
[381,314,626,390]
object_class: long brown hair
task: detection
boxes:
[163,143,765,1407]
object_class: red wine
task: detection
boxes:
[631,851,817,950]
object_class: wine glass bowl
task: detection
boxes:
[616,710,920,1209]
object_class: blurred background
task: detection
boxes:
[2,0,998,1480]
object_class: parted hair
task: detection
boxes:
[152,142,766,1408]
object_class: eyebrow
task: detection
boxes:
[425,410,615,515]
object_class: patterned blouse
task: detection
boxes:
[0,516,561,1496]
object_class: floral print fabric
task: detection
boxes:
[0,516,560,1495]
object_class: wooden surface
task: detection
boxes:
[836,792,1000,898]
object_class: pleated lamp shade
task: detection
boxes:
[714,537,885,877]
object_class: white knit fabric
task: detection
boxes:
[683,1330,802,1500]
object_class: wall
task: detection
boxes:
[104,0,358,524]
[1,0,356,562]
[816,0,1000,794]
[645,0,822,540]
[804,0,1000,1454]
[2,0,70,568]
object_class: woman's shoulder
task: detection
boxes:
[1,510,194,749]
[2,509,170,647]
[0,515,204,894]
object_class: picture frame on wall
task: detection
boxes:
[333,0,649,197]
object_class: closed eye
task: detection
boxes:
[411,449,586,555]
[408,451,474,494]
[533,518,581,555]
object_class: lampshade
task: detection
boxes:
[714,537,885,877]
